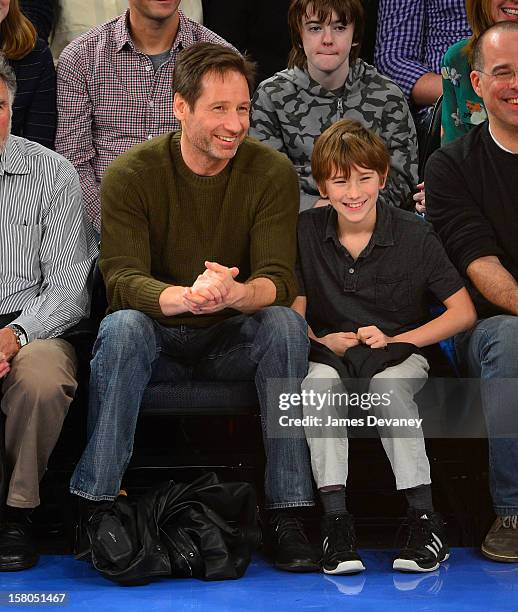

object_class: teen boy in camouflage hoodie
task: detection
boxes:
[250,0,418,211]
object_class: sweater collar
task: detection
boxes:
[170,132,233,185]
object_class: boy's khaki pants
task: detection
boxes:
[302,354,431,490]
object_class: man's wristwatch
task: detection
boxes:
[6,324,28,348]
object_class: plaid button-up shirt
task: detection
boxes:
[374,0,470,104]
[56,10,230,233]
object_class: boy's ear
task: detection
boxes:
[379,169,388,190]
[317,182,327,198]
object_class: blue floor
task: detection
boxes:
[0,549,517,611]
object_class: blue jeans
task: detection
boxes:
[455,315,518,516]
[70,307,314,509]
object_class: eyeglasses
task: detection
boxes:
[474,68,518,84]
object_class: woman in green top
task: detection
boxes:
[441,0,518,144]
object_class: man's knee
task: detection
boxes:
[475,315,518,367]
[256,306,308,344]
[96,309,155,351]
[479,315,518,350]
[304,362,341,382]
[2,339,77,415]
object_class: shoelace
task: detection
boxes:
[272,516,308,543]
[502,516,518,529]
[399,516,432,553]
[327,515,356,553]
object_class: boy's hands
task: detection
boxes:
[357,326,393,349]
[414,181,426,214]
[320,327,393,354]
[320,332,360,356]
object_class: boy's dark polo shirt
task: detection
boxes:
[296,201,464,338]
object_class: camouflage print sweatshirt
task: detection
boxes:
[250,60,418,211]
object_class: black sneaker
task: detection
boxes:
[269,512,320,572]
[321,512,365,575]
[393,509,449,572]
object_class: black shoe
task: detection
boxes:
[74,496,113,560]
[0,522,39,571]
[321,512,365,574]
[269,512,320,572]
[393,509,449,572]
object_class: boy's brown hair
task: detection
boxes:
[288,0,364,69]
[312,119,390,189]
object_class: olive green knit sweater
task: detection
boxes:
[99,131,300,327]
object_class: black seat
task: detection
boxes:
[418,95,443,181]
[141,381,258,416]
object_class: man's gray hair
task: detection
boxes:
[0,53,17,107]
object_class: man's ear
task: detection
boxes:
[173,93,188,121]
[471,69,482,98]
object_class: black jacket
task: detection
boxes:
[309,340,419,394]
[87,473,260,585]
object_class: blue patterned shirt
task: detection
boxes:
[375,0,470,104]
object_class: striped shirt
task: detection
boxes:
[0,135,98,342]
[55,9,230,233]
[375,0,470,102]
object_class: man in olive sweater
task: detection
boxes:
[426,22,518,563]
[70,42,319,572]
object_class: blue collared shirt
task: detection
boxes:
[375,0,471,107]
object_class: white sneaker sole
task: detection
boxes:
[393,552,450,573]
[324,560,366,575]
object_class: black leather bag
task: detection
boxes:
[87,473,260,585]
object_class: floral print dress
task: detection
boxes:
[441,38,488,144]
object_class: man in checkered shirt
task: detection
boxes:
[55,0,231,238]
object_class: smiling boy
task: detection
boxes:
[292,119,477,574]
